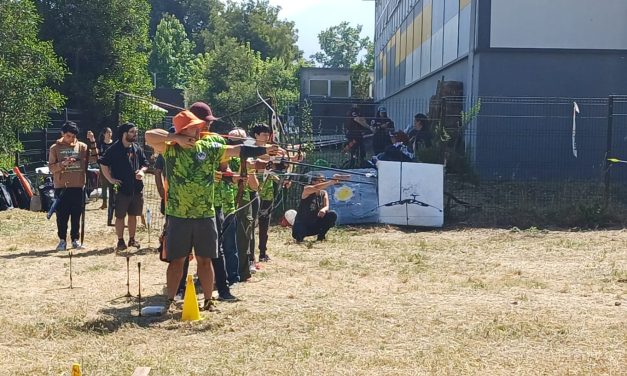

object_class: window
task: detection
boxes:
[330,80,350,97]
[310,80,328,96]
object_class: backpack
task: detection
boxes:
[0,172,14,211]
[9,175,30,209]
[38,177,55,213]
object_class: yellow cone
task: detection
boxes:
[181,275,201,321]
[71,363,81,376]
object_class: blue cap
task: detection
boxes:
[378,106,387,113]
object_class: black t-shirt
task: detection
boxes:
[98,140,148,195]
[372,116,394,152]
[296,191,325,225]
[407,128,432,151]
[154,154,165,173]
[98,140,114,157]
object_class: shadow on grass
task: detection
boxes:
[0,246,157,260]
[78,294,174,332]
[77,294,227,334]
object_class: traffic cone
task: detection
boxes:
[71,363,81,376]
[181,275,201,321]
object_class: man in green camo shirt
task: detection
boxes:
[146,110,276,310]
[214,169,241,284]
[228,149,259,281]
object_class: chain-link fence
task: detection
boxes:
[11,94,627,227]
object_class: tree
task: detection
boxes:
[150,14,196,89]
[311,22,370,68]
[36,0,153,126]
[149,0,301,62]
[350,39,374,99]
[149,0,225,52]
[185,38,300,129]
[0,0,65,160]
[217,0,302,62]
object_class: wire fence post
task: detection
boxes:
[114,91,122,127]
[14,130,20,167]
[604,95,614,207]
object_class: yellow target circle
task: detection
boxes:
[334,185,354,202]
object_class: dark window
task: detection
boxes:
[330,80,350,97]
[310,80,328,96]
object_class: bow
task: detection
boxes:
[257,89,281,144]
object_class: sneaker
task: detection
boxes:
[71,240,83,249]
[217,292,239,302]
[166,298,177,313]
[249,262,257,274]
[116,239,127,251]
[259,254,271,262]
[128,238,140,249]
[56,239,67,251]
[201,298,216,311]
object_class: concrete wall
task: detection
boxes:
[476,51,627,98]
[379,57,469,130]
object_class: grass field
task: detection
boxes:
[0,201,625,375]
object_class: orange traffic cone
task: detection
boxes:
[71,363,81,376]
[181,275,201,321]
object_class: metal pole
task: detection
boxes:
[137,262,142,317]
[114,92,122,126]
[125,256,131,298]
[605,95,614,207]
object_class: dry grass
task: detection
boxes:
[0,203,626,375]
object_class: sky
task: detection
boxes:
[265,0,375,59]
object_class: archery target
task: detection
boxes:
[377,161,444,227]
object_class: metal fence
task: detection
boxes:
[11,94,627,227]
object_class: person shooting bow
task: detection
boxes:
[292,173,350,243]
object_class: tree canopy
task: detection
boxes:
[149,0,301,62]
[0,0,66,159]
[35,0,154,126]
[311,22,370,68]
[150,14,196,89]
[185,38,301,129]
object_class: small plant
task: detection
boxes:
[299,99,315,153]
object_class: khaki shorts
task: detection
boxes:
[166,216,218,261]
[114,192,144,218]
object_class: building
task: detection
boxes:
[299,67,374,135]
[300,67,374,101]
[374,0,627,179]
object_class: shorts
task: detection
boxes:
[166,216,218,261]
[114,192,144,218]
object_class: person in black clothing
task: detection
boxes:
[292,174,347,242]
[371,106,394,155]
[370,131,415,165]
[97,127,114,210]
[344,105,372,167]
[406,113,432,156]
[99,122,148,251]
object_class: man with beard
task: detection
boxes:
[99,122,148,251]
